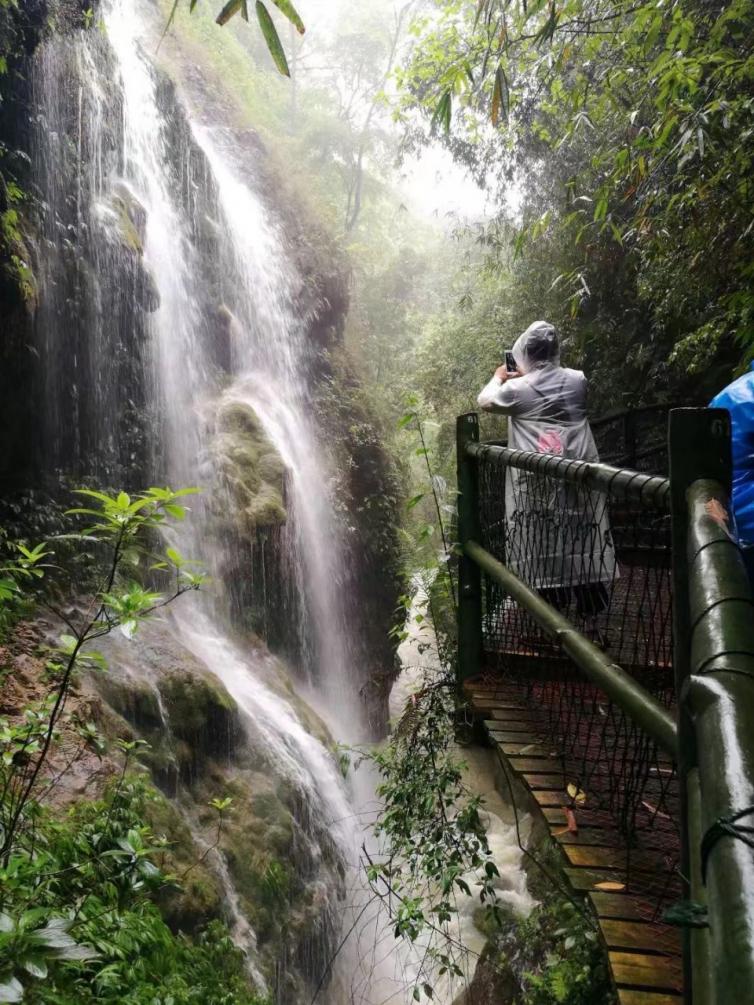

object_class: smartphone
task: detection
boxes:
[504,350,517,373]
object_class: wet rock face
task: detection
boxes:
[86,619,344,998]
[209,398,287,534]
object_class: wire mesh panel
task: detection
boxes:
[591,405,674,475]
[475,444,679,899]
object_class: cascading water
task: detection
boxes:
[25,0,533,999]
[28,0,401,1000]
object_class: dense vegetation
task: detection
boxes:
[0,491,266,1003]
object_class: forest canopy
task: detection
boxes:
[392,0,754,411]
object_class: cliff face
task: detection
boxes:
[0,614,344,1001]
[0,4,402,726]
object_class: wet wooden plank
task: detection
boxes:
[609,951,683,992]
[599,919,681,955]
[507,756,560,773]
[521,772,567,790]
[490,714,544,730]
[564,845,668,873]
[483,701,527,712]
[532,789,570,808]
[500,741,555,757]
[565,867,625,892]
[618,991,681,1005]
[490,707,539,721]
[541,805,615,828]
[589,891,661,922]
[484,719,536,735]
[488,730,544,744]
[550,826,619,846]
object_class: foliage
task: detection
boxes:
[1,486,205,856]
[395,0,754,404]
[164,0,305,77]
[351,412,495,998]
[0,773,267,1004]
[0,487,278,1003]
[360,589,502,998]
[479,895,612,1005]
[516,899,610,1005]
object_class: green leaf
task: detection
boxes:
[270,0,304,34]
[120,619,137,640]
[255,1,290,77]
[215,0,243,24]
[491,64,509,126]
[406,494,425,510]
[0,977,23,1004]
[22,958,47,979]
[431,90,452,135]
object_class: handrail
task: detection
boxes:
[466,441,670,508]
[683,477,754,1003]
[464,538,678,757]
[460,406,754,1003]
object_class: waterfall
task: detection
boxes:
[28,0,402,1000]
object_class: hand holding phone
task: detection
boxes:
[505,350,517,373]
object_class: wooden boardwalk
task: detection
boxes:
[466,678,683,1004]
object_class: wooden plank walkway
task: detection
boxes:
[466,680,683,1004]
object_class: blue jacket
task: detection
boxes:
[710,363,754,545]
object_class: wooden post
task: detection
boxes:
[457,413,482,688]
[669,407,732,1005]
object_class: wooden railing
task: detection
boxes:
[456,407,754,1005]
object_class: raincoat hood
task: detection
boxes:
[512,320,560,374]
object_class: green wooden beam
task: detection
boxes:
[466,441,670,508]
[463,538,678,757]
[684,476,754,1005]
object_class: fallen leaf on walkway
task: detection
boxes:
[595,881,625,891]
[567,782,587,804]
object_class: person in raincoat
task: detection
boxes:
[709,363,754,584]
[477,320,616,615]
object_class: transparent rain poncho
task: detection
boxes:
[478,321,617,591]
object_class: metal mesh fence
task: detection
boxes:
[591,405,674,475]
[475,444,679,900]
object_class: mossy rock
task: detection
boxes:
[144,789,224,933]
[96,670,163,733]
[210,398,287,532]
[158,667,241,763]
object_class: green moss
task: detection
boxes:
[111,194,143,253]
[211,399,287,532]
[145,790,225,933]
[158,666,240,760]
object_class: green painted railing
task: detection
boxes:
[456,407,754,1005]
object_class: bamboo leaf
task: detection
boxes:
[431,90,452,135]
[216,0,244,26]
[270,0,305,34]
[491,64,509,127]
[255,1,290,76]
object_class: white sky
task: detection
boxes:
[398,144,490,221]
